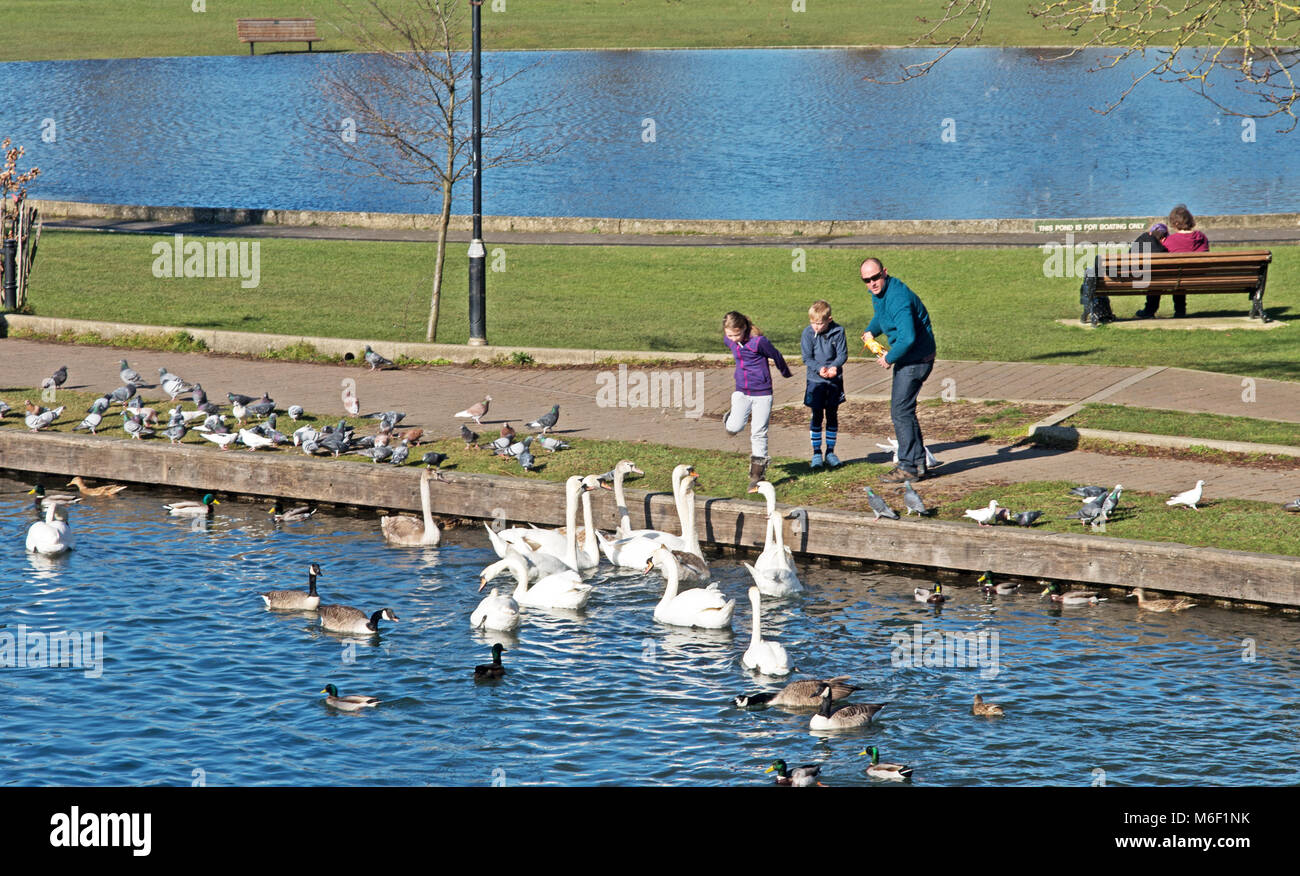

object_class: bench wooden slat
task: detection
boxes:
[236,18,320,53]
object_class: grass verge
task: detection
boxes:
[1064,403,1300,448]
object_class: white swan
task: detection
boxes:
[484,523,572,581]
[741,586,791,676]
[495,474,600,572]
[26,502,73,555]
[470,586,521,632]
[483,543,594,611]
[601,465,708,583]
[744,481,803,598]
[646,545,733,630]
[381,468,441,546]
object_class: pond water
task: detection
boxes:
[2,474,1297,787]
[0,48,1295,220]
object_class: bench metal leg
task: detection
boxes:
[250,43,255,55]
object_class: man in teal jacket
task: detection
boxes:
[861,257,937,481]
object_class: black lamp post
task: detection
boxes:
[467,0,487,345]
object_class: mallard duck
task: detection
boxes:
[733,676,859,709]
[26,502,73,555]
[766,759,823,787]
[1128,588,1197,612]
[474,643,508,679]
[28,485,82,509]
[742,586,791,676]
[65,476,128,498]
[380,468,441,546]
[318,604,399,635]
[261,562,322,611]
[978,571,1018,595]
[320,684,381,711]
[915,582,946,604]
[809,684,887,731]
[270,501,315,522]
[1041,582,1102,605]
[972,694,1005,716]
[165,494,219,517]
[859,746,913,780]
[646,546,733,630]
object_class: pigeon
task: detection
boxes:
[1069,485,1107,500]
[421,451,448,470]
[202,430,239,451]
[395,428,423,446]
[1166,480,1204,510]
[901,480,928,516]
[1064,496,1106,525]
[389,439,410,466]
[74,405,105,434]
[108,384,137,405]
[503,436,533,458]
[169,407,208,425]
[1284,498,1300,512]
[288,405,304,421]
[488,434,513,455]
[122,415,152,440]
[875,438,940,468]
[455,396,492,425]
[342,389,360,417]
[246,393,276,419]
[162,422,188,444]
[158,367,194,400]
[197,414,228,434]
[371,411,406,426]
[42,365,67,391]
[527,404,560,435]
[0,399,10,417]
[192,384,208,407]
[964,500,1003,527]
[1099,485,1123,519]
[517,448,539,471]
[499,422,516,442]
[364,344,396,371]
[227,392,257,407]
[366,443,395,463]
[119,359,146,386]
[1010,510,1043,527]
[537,435,570,453]
[25,405,64,431]
[238,428,275,451]
[863,487,899,520]
[231,400,249,424]
[460,424,480,449]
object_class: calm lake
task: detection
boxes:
[0,48,1295,220]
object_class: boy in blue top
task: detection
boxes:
[860,257,937,482]
[800,300,848,469]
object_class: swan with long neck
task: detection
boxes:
[743,481,802,597]
[481,482,595,610]
[599,465,708,583]
[742,586,791,675]
[26,502,73,555]
[495,475,600,572]
[381,469,440,546]
[646,545,733,629]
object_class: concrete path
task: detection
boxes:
[3,337,1298,504]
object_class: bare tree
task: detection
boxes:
[315,0,561,341]
[879,1,1300,130]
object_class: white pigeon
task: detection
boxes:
[342,389,360,417]
[963,500,1002,527]
[238,428,275,451]
[201,431,240,450]
[1166,480,1205,510]
[875,437,940,468]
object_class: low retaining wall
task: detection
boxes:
[3,430,1297,608]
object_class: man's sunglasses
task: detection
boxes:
[862,272,885,283]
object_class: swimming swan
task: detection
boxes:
[381,468,441,546]
[26,502,73,555]
[646,545,733,630]
[743,480,803,598]
[741,586,791,676]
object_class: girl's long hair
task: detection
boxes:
[723,310,759,340]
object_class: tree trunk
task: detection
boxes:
[427,180,454,343]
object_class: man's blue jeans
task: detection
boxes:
[891,360,933,473]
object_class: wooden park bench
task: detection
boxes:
[236,18,320,54]
[1080,250,1272,326]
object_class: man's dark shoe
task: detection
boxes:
[1134,308,1153,319]
[881,467,920,484]
[1174,310,1187,318]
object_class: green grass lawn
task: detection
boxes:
[0,1,1086,62]
[22,231,1300,382]
[1065,403,1300,447]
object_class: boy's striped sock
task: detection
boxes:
[809,428,822,455]
[824,429,837,453]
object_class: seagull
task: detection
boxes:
[158,367,194,400]
[364,345,397,371]
[455,396,492,425]
[527,404,560,435]
[964,500,1003,527]
[288,405,304,421]
[41,365,68,390]
[1010,510,1043,527]
[119,359,146,386]
[460,424,480,448]
[901,480,928,516]
[1166,480,1204,510]
[863,487,899,520]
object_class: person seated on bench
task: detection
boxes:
[1129,222,1169,319]
[1136,205,1208,318]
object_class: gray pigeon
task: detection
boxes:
[367,444,395,463]
[527,404,560,435]
[1064,496,1104,524]
[364,345,396,371]
[518,448,539,472]
[389,439,410,466]
[460,424,480,448]
[1011,510,1043,527]
[163,422,188,444]
[119,359,146,386]
[158,366,193,400]
[864,487,899,520]
[537,435,570,453]
[421,451,448,470]
[288,405,304,421]
[42,365,68,390]
[123,415,152,440]
[0,399,9,418]
[1099,485,1123,519]
[74,408,104,434]
[246,393,276,418]
[489,435,513,455]
[25,405,63,431]
[109,384,137,405]
[371,410,406,425]
[1069,485,1107,500]
[901,480,929,516]
[227,392,257,407]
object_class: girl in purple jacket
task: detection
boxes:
[722,311,792,486]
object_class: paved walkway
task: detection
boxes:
[2,338,1297,503]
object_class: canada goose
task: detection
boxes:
[318,605,399,635]
[972,694,1005,716]
[320,684,380,711]
[381,469,441,546]
[859,746,913,780]
[474,643,507,679]
[733,676,859,709]
[66,477,128,498]
[165,494,219,517]
[766,759,823,787]
[809,684,886,731]
[261,562,323,611]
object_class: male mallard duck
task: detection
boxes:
[1041,582,1102,605]
[261,562,323,611]
[978,571,1018,595]
[165,494,219,517]
[1127,588,1197,612]
[66,477,129,498]
[859,746,913,780]
[270,501,315,522]
[972,694,1005,716]
[29,485,82,509]
[320,684,380,711]
[474,643,508,679]
[809,684,887,731]
[765,759,824,787]
[915,582,946,604]
[318,604,399,635]
[733,676,859,709]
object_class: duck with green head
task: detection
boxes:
[859,746,913,781]
[165,494,219,517]
[978,572,1018,595]
[320,684,381,711]
[765,759,823,787]
[914,582,946,604]
[1041,582,1101,605]
[474,643,507,679]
